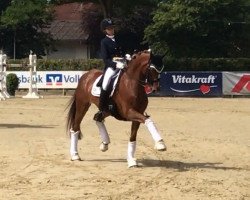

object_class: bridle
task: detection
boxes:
[127,51,165,89]
[145,64,164,85]
[144,55,165,86]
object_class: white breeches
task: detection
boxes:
[102,67,119,91]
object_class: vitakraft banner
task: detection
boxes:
[160,72,222,96]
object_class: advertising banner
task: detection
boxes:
[160,72,222,96]
[223,72,250,95]
[6,71,86,89]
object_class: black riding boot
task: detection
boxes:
[93,89,109,122]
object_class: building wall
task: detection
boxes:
[46,40,89,59]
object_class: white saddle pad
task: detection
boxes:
[91,71,121,97]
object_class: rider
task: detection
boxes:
[93,18,124,122]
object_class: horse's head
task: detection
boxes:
[145,52,165,93]
[127,50,164,94]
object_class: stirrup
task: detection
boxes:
[93,111,105,122]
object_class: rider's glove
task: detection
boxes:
[125,54,132,61]
[116,62,124,69]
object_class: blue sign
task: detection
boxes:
[46,74,63,85]
[160,72,222,96]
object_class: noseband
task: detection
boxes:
[129,51,164,87]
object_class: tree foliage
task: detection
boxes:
[144,0,250,58]
[88,0,160,53]
[79,0,160,54]
[0,0,54,58]
[2,0,249,59]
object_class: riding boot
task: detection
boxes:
[93,89,109,122]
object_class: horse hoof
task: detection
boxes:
[71,153,81,161]
[100,142,109,152]
[127,158,138,168]
[154,140,167,151]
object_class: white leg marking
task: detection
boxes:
[70,129,81,160]
[145,118,167,151]
[127,141,137,168]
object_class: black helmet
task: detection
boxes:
[100,18,114,31]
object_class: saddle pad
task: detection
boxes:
[91,71,121,97]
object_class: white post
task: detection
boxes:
[0,51,10,100]
[23,51,42,99]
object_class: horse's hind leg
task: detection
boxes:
[127,121,140,168]
[70,102,90,161]
[96,121,110,152]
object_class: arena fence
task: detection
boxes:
[159,71,250,96]
[1,51,250,98]
[0,51,42,100]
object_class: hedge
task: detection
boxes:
[164,58,250,71]
[7,58,250,71]
[7,59,104,71]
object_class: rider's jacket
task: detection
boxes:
[100,36,123,70]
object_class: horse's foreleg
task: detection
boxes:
[127,109,166,151]
[145,118,166,151]
[127,121,140,168]
[96,121,110,152]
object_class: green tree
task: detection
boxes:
[0,0,54,59]
[47,0,160,54]
[0,0,12,48]
[144,0,250,58]
[86,0,160,52]
[0,0,11,12]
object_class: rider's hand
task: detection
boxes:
[116,62,124,69]
[125,54,132,61]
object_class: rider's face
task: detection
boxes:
[105,26,115,36]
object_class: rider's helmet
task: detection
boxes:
[100,18,114,32]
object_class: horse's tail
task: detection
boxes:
[65,93,82,139]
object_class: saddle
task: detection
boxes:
[91,69,126,120]
[91,69,122,97]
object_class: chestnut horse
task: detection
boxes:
[66,50,166,167]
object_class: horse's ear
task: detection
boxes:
[151,54,164,69]
[133,49,138,54]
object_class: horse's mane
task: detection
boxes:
[123,50,150,73]
[131,50,150,59]
[128,50,150,65]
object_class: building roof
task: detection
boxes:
[46,2,97,41]
[54,2,83,21]
[49,20,87,40]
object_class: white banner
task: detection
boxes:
[223,72,250,95]
[6,71,86,89]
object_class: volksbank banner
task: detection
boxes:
[6,71,86,89]
[223,72,250,95]
[160,72,222,96]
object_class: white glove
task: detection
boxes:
[125,54,131,61]
[116,61,124,69]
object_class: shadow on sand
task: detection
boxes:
[139,159,246,171]
[0,123,57,129]
[84,158,246,171]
